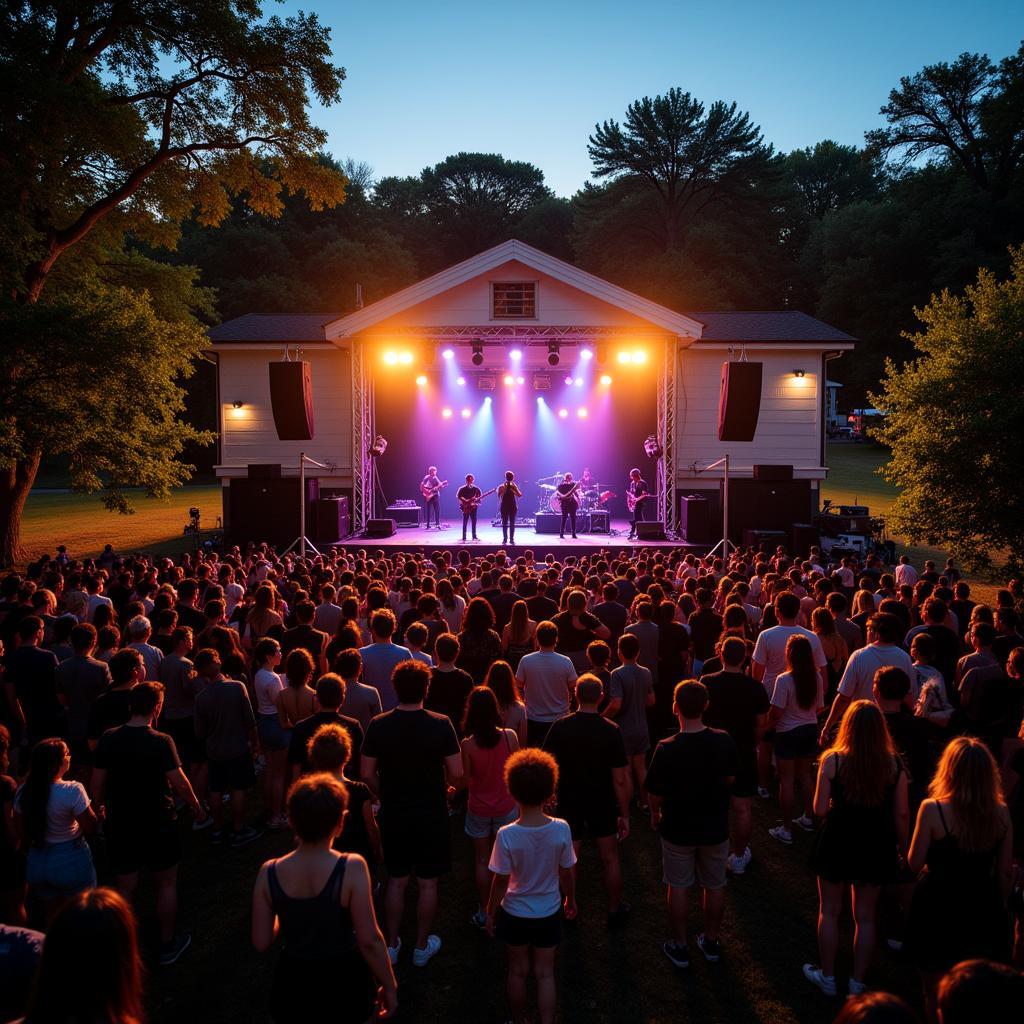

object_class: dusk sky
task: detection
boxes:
[283,0,1023,196]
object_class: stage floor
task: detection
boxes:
[336,518,703,557]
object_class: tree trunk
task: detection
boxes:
[0,452,41,567]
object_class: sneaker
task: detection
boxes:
[795,814,815,832]
[471,909,487,929]
[387,938,401,965]
[210,828,226,845]
[848,979,867,997]
[768,825,793,845]
[757,786,771,799]
[159,933,192,966]
[803,963,837,996]
[726,853,746,875]
[191,814,213,832]
[412,934,441,967]
[696,933,721,962]
[742,846,752,868]
[607,902,631,929]
[663,941,690,969]
[886,937,904,952]
[229,825,264,848]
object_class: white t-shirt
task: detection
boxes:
[16,779,89,843]
[489,818,577,918]
[516,650,577,723]
[439,596,466,633]
[752,625,826,694]
[836,567,855,589]
[254,667,284,716]
[837,644,915,703]
[770,671,824,732]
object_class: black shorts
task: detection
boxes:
[495,906,562,948]
[106,823,181,876]
[526,719,554,748]
[774,723,819,760]
[557,798,617,841]
[379,811,450,879]
[161,716,198,766]
[208,753,256,793]
[731,754,758,799]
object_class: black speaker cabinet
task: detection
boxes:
[636,521,667,540]
[386,504,422,527]
[365,518,397,538]
[313,498,351,543]
[678,494,713,544]
[534,513,562,534]
[718,362,763,442]
[753,464,794,481]
[727,479,812,539]
[268,361,315,441]
[791,522,820,556]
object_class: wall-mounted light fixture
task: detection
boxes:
[793,369,806,378]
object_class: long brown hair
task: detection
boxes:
[508,600,531,645]
[928,737,1006,853]
[484,660,518,710]
[26,887,144,1024]
[21,739,69,848]
[785,634,818,710]
[827,700,897,806]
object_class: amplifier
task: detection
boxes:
[533,513,563,535]
[312,498,351,543]
[386,504,422,527]
[365,518,397,538]
[589,510,610,534]
[678,494,713,544]
[742,528,787,552]
[636,521,666,541]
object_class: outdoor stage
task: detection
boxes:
[336,517,706,557]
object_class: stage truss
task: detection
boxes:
[350,340,374,532]
[657,336,678,534]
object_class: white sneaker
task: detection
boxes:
[757,786,770,799]
[412,934,441,967]
[726,853,746,875]
[795,814,815,831]
[742,846,752,868]
[768,825,793,845]
[803,963,837,996]
[386,938,401,965]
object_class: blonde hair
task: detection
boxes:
[826,700,896,806]
[928,737,1005,853]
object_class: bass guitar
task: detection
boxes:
[556,481,582,509]
[626,491,653,513]
[458,486,497,514]
[420,479,449,500]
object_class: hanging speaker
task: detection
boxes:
[718,362,762,442]
[268,361,314,440]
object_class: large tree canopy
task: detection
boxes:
[870,247,1024,571]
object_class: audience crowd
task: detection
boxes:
[1,539,1023,1023]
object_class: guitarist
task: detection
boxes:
[497,470,523,547]
[420,465,444,528]
[456,473,482,542]
[555,472,581,540]
[626,467,651,540]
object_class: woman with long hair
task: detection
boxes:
[14,739,97,922]
[768,635,825,845]
[461,687,520,927]
[457,597,502,684]
[484,660,527,747]
[811,606,849,704]
[244,584,284,649]
[252,774,397,1023]
[23,887,144,1024]
[436,578,466,634]
[325,597,363,665]
[904,737,1012,1017]
[501,600,537,671]
[850,590,877,646]
[276,649,318,730]
[253,638,289,831]
[804,701,908,998]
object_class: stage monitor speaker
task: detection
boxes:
[313,498,351,543]
[386,504,421,527]
[742,528,787,552]
[365,518,396,538]
[534,513,562,535]
[718,361,762,442]
[268,361,314,441]
[636,521,667,541]
[247,463,281,479]
[753,464,794,481]
[678,494,713,544]
[791,522,820,556]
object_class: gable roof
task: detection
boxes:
[690,311,855,344]
[208,313,340,343]
[324,239,705,340]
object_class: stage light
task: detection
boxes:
[383,351,399,365]
[558,408,568,419]
[580,347,593,360]
[547,342,560,366]
[632,349,647,364]
[442,408,453,419]
[617,351,632,364]
[516,376,525,385]
[644,434,664,459]
[461,408,471,419]
[574,377,583,386]
[600,374,612,386]
[457,376,466,386]
[472,342,484,366]
[510,348,523,361]
[442,348,455,360]
[503,374,515,386]
[564,375,574,386]
[415,375,428,386]
[369,435,388,457]
[398,351,414,365]
[577,408,588,418]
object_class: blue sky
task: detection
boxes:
[283,0,1023,197]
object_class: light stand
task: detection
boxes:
[696,454,733,560]
[282,451,326,560]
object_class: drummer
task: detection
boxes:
[579,467,596,490]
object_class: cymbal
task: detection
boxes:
[539,484,557,491]
[536,473,562,482]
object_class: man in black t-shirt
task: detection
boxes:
[873,666,933,810]
[5,616,62,744]
[544,674,631,926]
[553,589,610,672]
[456,474,482,542]
[287,673,363,780]
[702,638,769,874]
[280,600,328,671]
[87,647,144,751]
[92,681,207,966]
[425,633,475,736]
[361,659,462,968]
[644,680,738,969]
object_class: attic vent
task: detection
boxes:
[491,281,537,319]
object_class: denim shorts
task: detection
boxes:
[464,808,518,839]
[26,836,96,901]
[257,713,291,752]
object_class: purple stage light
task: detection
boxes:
[510,348,522,360]
[442,348,455,360]
[564,375,573,386]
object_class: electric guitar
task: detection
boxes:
[458,486,497,514]
[556,481,582,508]
[420,479,449,500]
[626,490,653,513]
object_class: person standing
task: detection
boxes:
[334,649,383,733]
[421,466,444,530]
[498,471,522,547]
[644,680,738,968]
[358,610,412,712]
[555,473,579,540]
[626,468,650,540]
[456,473,483,543]
[91,681,207,965]
[287,673,364,782]
[54,623,111,777]
[361,660,463,968]
[426,634,475,736]
[605,634,655,806]
[553,589,610,673]
[5,616,62,746]
[516,622,578,748]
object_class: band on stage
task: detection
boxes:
[419,464,653,542]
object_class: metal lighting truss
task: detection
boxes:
[350,339,374,531]
[656,336,679,534]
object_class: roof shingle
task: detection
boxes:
[689,311,855,343]
[207,313,341,343]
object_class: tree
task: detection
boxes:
[782,141,884,222]
[587,88,778,252]
[865,42,1024,196]
[870,247,1024,571]
[0,2,346,562]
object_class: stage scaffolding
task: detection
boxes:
[657,335,678,535]
[350,339,374,532]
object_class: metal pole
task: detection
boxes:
[299,451,306,561]
[723,452,729,559]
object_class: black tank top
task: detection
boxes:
[267,856,357,960]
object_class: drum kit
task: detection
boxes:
[535,473,616,514]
